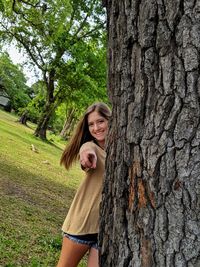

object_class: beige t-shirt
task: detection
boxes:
[62,141,106,235]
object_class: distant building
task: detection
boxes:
[0,86,11,111]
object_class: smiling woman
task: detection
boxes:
[57,102,111,267]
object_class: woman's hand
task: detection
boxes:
[80,150,97,169]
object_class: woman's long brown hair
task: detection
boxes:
[60,102,111,170]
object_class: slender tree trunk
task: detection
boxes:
[100,1,200,266]
[34,103,55,139]
[19,110,28,125]
[60,107,76,139]
[34,70,56,139]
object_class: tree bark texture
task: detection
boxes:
[99,1,200,267]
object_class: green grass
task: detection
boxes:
[0,109,86,266]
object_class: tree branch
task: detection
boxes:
[71,0,95,39]
[12,0,41,9]
[102,0,107,8]
[12,0,46,31]
[77,21,106,40]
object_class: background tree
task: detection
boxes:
[0,0,106,139]
[0,52,31,112]
[55,36,108,138]
[100,1,200,266]
[19,80,46,125]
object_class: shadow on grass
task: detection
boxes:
[0,159,78,266]
[0,159,76,215]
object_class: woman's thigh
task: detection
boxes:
[56,236,90,267]
[87,247,99,267]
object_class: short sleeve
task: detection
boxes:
[79,141,97,155]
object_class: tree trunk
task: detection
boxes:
[34,70,56,140]
[19,110,28,125]
[100,1,200,267]
[60,107,77,139]
[34,103,55,139]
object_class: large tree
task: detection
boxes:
[0,0,106,139]
[100,1,200,266]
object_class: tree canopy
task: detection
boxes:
[0,0,108,139]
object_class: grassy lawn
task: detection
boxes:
[0,109,86,266]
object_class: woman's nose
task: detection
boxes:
[93,123,99,131]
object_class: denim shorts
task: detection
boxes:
[63,232,98,249]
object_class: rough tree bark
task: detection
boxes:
[100,1,200,267]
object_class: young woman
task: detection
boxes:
[56,102,111,267]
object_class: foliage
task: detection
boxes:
[18,80,47,123]
[54,36,109,136]
[0,52,31,112]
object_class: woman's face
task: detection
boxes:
[87,111,108,146]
